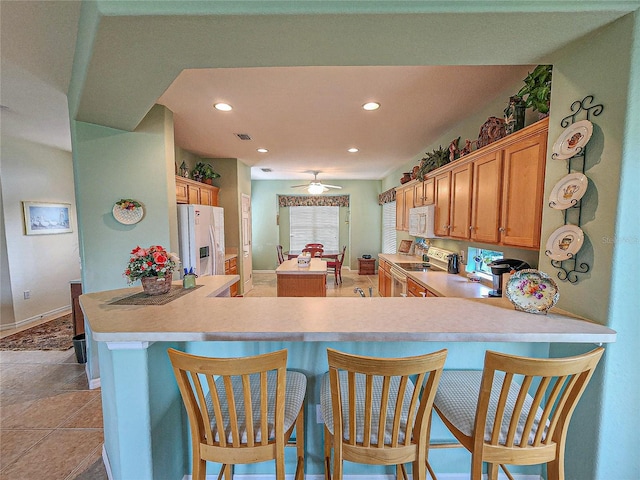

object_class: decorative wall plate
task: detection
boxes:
[549,173,588,209]
[505,269,559,314]
[545,224,584,261]
[552,120,593,160]
[113,200,144,225]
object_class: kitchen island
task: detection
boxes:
[81,276,615,479]
[276,257,327,297]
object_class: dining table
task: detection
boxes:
[287,250,340,259]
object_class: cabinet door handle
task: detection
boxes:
[469,225,473,230]
[498,227,506,232]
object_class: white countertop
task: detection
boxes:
[276,258,327,274]
[379,253,492,298]
[80,276,616,344]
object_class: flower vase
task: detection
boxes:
[141,275,172,295]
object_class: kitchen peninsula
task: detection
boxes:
[81,277,615,479]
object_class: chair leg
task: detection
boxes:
[324,426,332,480]
[193,454,206,480]
[486,462,499,480]
[426,460,438,480]
[547,458,564,480]
[295,406,305,480]
[470,453,483,480]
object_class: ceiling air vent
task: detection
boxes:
[261,168,272,173]
[235,133,252,140]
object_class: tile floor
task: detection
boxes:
[0,268,378,479]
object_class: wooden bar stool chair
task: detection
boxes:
[433,347,604,480]
[168,348,306,480]
[321,348,447,480]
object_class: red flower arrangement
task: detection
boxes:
[123,245,179,284]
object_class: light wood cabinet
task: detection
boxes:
[224,256,239,297]
[471,150,503,244]
[407,277,439,297]
[500,130,547,248]
[395,183,415,231]
[176,176,219,206]
[434,172,451,237]
[428,118,548,249]
[378,259,392,297]
[422,178,435,205]
[413,181,424,206]
[449,163,473,239]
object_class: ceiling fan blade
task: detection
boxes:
[290,183,310,188]
[321,183,342,189]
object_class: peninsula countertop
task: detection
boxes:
[80,276,616,344]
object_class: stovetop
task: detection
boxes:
[394,262,432,272]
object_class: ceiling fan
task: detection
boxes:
[290,171,343,194]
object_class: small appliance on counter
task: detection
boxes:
[447,254,459,274]
[487,258,531,297]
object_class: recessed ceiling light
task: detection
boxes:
[257,148,269,153]
[348,148,359,153]
[214,103,233,111]
[362,102,380,111]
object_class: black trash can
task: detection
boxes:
[73,333,87,364]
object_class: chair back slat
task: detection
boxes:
[259,371,269,446]
[477,348,604,452]
[205,374,223,446]
[326,348,447,451]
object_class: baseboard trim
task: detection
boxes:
[0,306,71,332]
[182,474,541,480]
[87,367,101,390]
[102,445,113,480]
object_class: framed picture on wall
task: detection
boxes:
[22,201,73,235]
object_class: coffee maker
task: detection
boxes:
[487,258,530,297]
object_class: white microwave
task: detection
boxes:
[408,205,436,238]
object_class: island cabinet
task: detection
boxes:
[378,258,392,297]
[175,175,219,206]
[224,256,239,297]
[395,182,415,231]
[407,277,439,297]
[429,117,548,249]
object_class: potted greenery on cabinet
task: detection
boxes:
[191,162,221,184]
[516,65,553,118]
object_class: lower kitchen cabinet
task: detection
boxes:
[224,256,239,297]
[378,259,391,297]
[407,277,439,297]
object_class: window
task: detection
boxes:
[467,247,503,276]
[382,202,396,254]
[290,206,339,251]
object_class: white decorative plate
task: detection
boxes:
[545,224,584,261]
[505,269,559,314]
[552,120,593,160]
[113,203,144,225]
[549,173,588,209]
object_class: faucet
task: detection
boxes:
[354,287,365,297]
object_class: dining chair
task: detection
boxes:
[326,245,347,285]
[321,348,447,480]
[302,247,324,258]
[305,243,324,248]
[433,347,604,480]
[276,245,285,265]
[168,348,307,480]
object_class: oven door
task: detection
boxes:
[390,267,408,297]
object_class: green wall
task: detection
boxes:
[251,179,382,270]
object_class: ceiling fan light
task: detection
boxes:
[307,183,325,195]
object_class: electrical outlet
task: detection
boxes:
[316,404,324,424]
[459,250,465,264]
[23,290,31,300]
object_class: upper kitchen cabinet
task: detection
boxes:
[395,182,416,231]
[499,127,548,249]
[428,118,548,249]
[176,176,219,206]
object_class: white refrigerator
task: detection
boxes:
[177,204,225,277]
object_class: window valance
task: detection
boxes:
[378,188,396,205]
[278,195,350,207]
